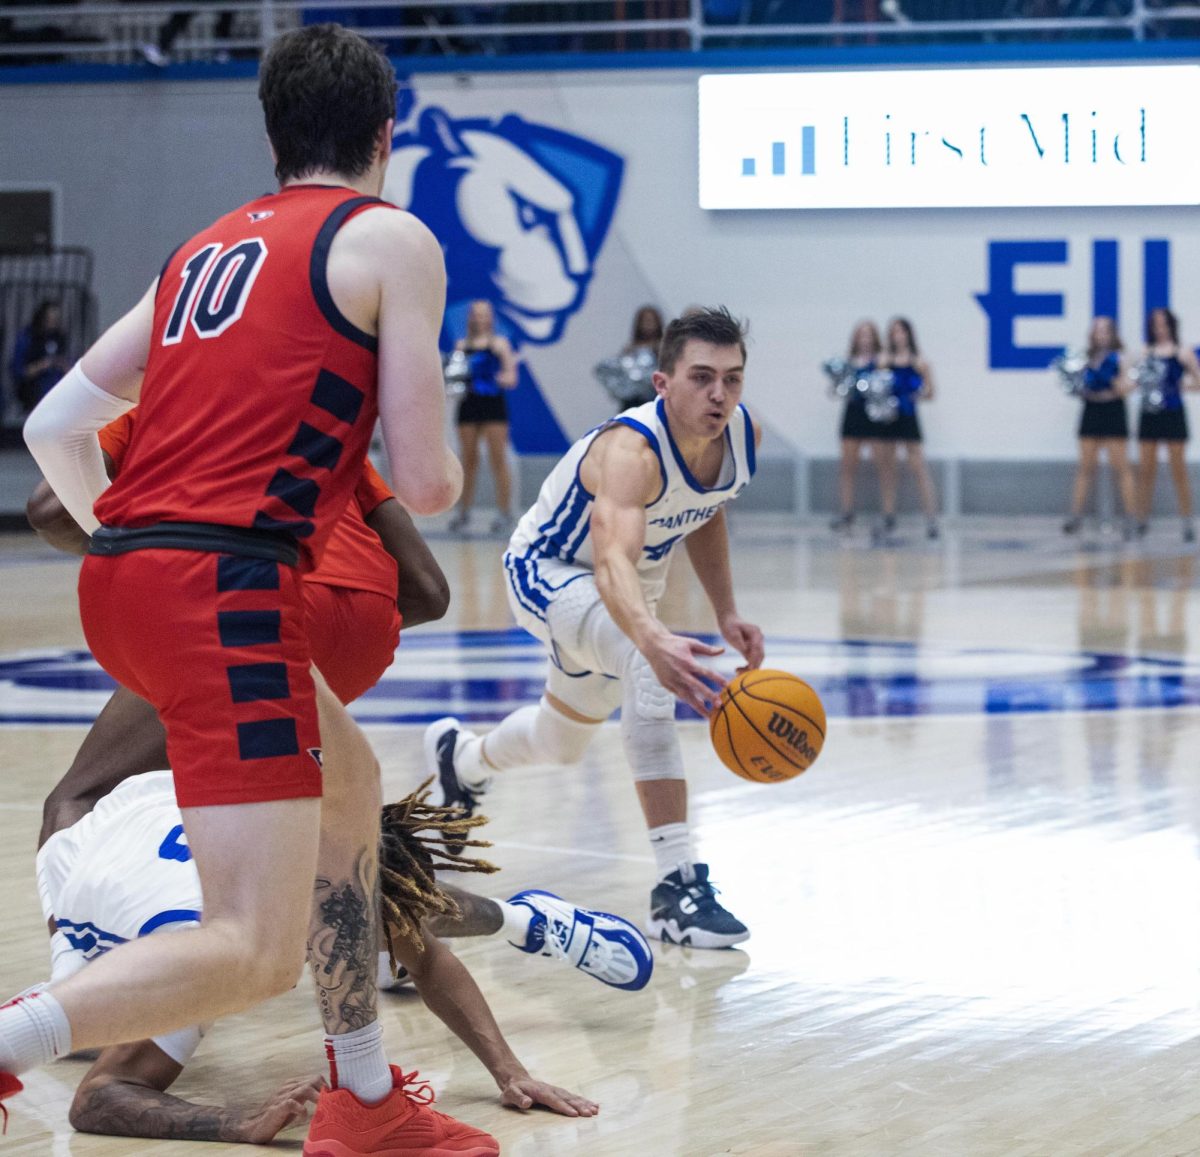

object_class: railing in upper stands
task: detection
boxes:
[0,0,1198,65]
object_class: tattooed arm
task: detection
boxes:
[393,927,599,1118]
[69,1039,322,1144]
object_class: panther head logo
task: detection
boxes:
[386,105,624,348]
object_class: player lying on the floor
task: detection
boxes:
[35,771,651,1144]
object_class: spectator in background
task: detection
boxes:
[11,301,69,414]
[139,5,234,66]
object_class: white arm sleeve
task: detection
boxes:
[23,362,133,535]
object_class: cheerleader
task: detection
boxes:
[449,299,519,534]
[1063,316,1136,536]
[626,305,665,358]
[1135,307,1200,541]
[877,317,939,539]
[831,320,886,532]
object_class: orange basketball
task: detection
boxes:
[709,669,826,783]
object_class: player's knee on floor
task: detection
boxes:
[621,653,685,783]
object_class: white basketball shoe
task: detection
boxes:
[506,889,654,991]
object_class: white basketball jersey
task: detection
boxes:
[507,398,756,610]
[36,770,205,1064]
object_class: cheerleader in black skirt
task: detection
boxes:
[449,299,519,534]
[877,317,940,540]
[831,320,886,532]
[1135,307,1200,541]
[1063,316,1136,536]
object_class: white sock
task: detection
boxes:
[324,1019,392,1104]
[495,899,534,947]
[0,989,72,1075]
[649,822,694,881]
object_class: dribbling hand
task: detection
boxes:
[644,632,726,717]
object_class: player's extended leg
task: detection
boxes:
[421,884,652,991]
[39,686,167,848]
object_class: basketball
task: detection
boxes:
[709,669,826,783]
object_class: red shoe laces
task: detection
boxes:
[397,1070,435,1106]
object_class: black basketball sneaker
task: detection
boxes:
[648,863,749,949]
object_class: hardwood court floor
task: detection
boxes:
[4,515,1200,1155]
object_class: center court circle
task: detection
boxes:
[0,631,1197,726]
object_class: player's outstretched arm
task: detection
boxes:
[69,1040,322,1144]
[373,214,463,515]
[683,509,764,673]
[395,929,599,1118]
[365,497,451,627]
[587,428,725,715]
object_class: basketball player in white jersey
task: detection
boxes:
[426,307,764,949]
[34,769,655,1143]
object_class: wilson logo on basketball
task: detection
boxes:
[766,712,818,763]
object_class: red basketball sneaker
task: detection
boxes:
[0,1071,23,1135]
[303,1066,498,1157]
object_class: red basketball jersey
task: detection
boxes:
[100,411,398,600]
[95,184,392,571]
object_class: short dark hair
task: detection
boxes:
[658,306,748,375]
[259,25,398,184]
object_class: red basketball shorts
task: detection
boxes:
[302,582,401,706]
[79,550,323,809]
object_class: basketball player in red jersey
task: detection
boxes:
[26,407,449,834]
[8,23,495,1156]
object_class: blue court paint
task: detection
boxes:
[4,633,1200,727]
